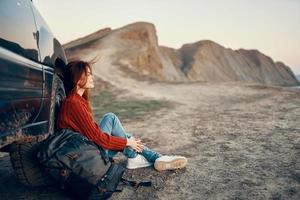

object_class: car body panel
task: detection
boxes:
[0,0,67,149]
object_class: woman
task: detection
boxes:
[57,60,187,171]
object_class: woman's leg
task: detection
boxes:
[98,112,161,162]
[99,112,136,158]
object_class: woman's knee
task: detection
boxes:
[103,112,117,119]
[98,112,116,124]
[98,112,127,138]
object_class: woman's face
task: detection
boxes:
[78,67,94,89]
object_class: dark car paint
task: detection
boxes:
[0,0,67,149]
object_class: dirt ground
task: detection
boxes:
[0,81,299,200]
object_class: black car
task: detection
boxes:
[0,0,67,186]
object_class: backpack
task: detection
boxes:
[36,128,151,200]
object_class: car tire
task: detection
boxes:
[9,141,54,187]
[9,74,66,187]
[48,74,66,134]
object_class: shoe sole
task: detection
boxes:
[126,163,153,170]
[154,157,187,171]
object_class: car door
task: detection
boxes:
[0,0,43,135]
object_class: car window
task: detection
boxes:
[0,0,39,61]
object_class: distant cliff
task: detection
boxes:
[63,22,299,86]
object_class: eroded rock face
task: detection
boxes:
[63,22,299,86]
[110,22,184,81]
[163,40,299,86]
[237,49,299,86]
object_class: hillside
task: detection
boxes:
[63,22,299,86]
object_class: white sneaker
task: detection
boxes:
[154,155,187,171]
[126,154,153,169]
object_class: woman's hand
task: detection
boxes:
[126,137,144,152]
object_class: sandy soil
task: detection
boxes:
[0,79,299,199]
[1,42,299,199]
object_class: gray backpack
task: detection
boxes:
[36,128,151,200]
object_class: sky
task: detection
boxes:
[34,0,300,74]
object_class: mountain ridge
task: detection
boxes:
[63,21,299,86]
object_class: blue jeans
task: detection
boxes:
[98,112,161,163]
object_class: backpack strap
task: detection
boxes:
[120,178,152,188]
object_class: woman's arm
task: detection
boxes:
[61,99,144,152]
[68,101,127,151]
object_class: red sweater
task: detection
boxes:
[57,91,127,151]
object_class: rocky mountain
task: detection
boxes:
[63,22,299,86]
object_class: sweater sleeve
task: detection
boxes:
[67,101,127,151]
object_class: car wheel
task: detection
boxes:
[9,74,65,187]
[48,74,66,134]
[9,141,54,187]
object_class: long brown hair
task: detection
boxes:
[64,60,94,113]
